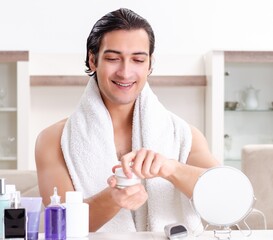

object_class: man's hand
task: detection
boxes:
[119,148,175,180]
[107,175,148,211]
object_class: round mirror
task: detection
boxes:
[192,166,255,227]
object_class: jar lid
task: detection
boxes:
[66,191,83,203]
[115,168,139,179]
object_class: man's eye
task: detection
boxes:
[106,57,119,62]
[134,59,145,63]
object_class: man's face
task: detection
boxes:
[89,29,151,109]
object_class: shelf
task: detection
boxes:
[30,75,206,87]
[225,109,273,112]
[225,51,273,63]
[224,158,241,170]
[0,107,17,112]
[0,51,29,63]
[224,158,240,162]
[0,156,17,161]
[205,50,273,165]
[0,51,29,170]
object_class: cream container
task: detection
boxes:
[115,168,141,189]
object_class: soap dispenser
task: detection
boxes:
[45,187,66,240]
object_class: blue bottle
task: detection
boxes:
[45,187,66,240]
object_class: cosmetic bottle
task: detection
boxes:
[115,168,141,189]
[0,178,10,238]
[4,191,26,239]
[45,187,66,240]
[21,196,42,240]
[64,191,89,238]
[0,180,15,239]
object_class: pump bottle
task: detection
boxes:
[64,191,89,237]
[45,187,66,240]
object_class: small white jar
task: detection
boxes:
[115,168,141,189]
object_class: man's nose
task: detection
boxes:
[116,61,133,79]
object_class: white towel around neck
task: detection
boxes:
[61,78,202,232]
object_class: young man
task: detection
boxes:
[35,8,219,233]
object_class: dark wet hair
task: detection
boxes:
[85,8,155,77]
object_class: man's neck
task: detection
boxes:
[109,103,134,159]
[108,103,135,129]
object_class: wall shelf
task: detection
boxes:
[0,156,17,161]
[225,51,273,63]
[0,51,29,63]
[0,50,29,170]
[205,50,273,167]
[30,75,206,87]
[225,109,273,112]
[0,108,17,112]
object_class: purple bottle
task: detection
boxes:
[45,187,66,240]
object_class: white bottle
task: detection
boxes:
[65,191,89,238]
[0,178,10,238]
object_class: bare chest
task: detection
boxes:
[114,130,132,160]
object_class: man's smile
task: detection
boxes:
[112,81,136,87]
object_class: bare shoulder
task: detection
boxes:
[190,125,208,147]
[35,119,67,166]
[35,118,74,205]
[37,119,67,143]
[187,125,220,167]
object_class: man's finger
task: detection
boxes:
[120,151,137,178]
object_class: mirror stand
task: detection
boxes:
[214,227,231,240]
[235,221,252,237]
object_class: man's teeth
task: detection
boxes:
[115,82,133,87]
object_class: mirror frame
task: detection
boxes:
[192,166,255,228]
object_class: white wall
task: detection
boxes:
[1,0,273,55]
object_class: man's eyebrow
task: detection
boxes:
[103,49,148,56]
[133,52,148,56]
[104,50,121,54]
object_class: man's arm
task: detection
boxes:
[35,120,75,206]
[166,125,220,198]
[35,120,147,232]
[120,126,220,198]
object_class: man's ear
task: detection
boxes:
[148,67,153,76]
[88,51,96,71]
[148,55,154,76]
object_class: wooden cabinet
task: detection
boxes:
[205,51,273,169]
[0,51,29,169]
